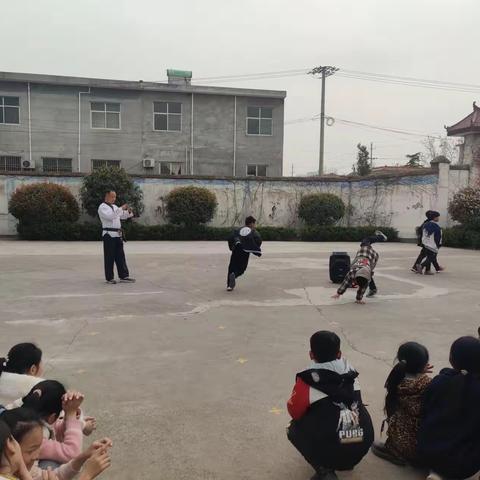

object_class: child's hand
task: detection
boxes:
[83,416,97,436]
[84,438,113,458]
[62,391,85,416]
[423,363,434,374]
[41,467,59,480]
[80,449,112,480]
[331,293,341,300]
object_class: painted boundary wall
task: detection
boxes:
[0,164,470,239]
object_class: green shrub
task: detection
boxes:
[298,193,346,226]
[80,167,144,218]
[256,226,298,241]
[448,186,480,226]
[443,226,480,250]
[300,226,399,242]
[165,186,217,226]
[9,183,80,240]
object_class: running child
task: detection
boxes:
[371,342,432,465]
[287,331,374,480]
[226,216,262,291]
[420,211,443,275]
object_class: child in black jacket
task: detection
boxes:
[287,331,374,480]
[417,336,480,479]
[226,216,262,291]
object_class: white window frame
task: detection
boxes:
[90,102,121,130]
[0,96,20,125]
[42,157,73,173]
[91,159,122,171]
[153,102,182,133]
[246,164,268,177]
[159,161,184,175]
[246,106,273,137]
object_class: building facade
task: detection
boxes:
[0,70,286,177]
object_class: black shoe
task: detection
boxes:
[120,277,136,283]
[105,279,117,284]
[366,289,377,298]
[227,273,236,291]
[371,442,406,466]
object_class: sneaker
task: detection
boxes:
[410,266,418,273]
[426,472,442,480]
[436,266,445,272]
[375,230,388,241]
[120,277,136,283]
[371,442,406,466]
[424,271,435,276]
[228,273,236,291]
[105,279,117,284]
[415,264,423,274]
[366,289,377,298]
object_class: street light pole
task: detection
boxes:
[309,66,338,175]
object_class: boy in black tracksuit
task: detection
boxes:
[226,216,262,291]
[287,331,374,480]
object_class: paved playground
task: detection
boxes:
[0,240,478,480]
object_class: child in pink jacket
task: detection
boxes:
[20,381,83,465]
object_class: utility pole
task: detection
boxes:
[309,66,338,175]
[370,142,373,167]
[291,164,294,177]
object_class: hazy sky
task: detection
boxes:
[1,0,479,174]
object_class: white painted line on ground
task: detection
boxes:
[19,290,164,299]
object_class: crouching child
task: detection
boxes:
[287,331,374,480]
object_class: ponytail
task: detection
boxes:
[3,343,42,375]
[384,362,407,418]
[384,341,430,418]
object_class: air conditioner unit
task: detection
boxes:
[22,159,35,170]
[143,158,155,169]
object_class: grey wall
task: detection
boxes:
[0,81,284,176]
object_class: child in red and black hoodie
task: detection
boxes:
[287,331,374,480]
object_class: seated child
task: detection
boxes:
[0,343,45,406]
[20,381,84,465]
[331,232,385,304]
[287,331,374,480]
[417,336,480,480]
[0,417,29,480]
[1,406,111,480]
[371,342,432,465]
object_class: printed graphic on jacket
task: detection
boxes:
[228,227,262,256]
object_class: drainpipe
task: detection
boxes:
[27,83,32,164]
[233,96,237,177]
[190,93,194,174]
[77,88,91,172]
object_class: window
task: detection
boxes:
[91,159,121,171]
[246,106,272,136]
[0,96,20,124]
[0,156,21,171]
[160,162,183,175]
[153,102,182,132]
[42,157,73,173]
[246,164,267,177]
[91,102,121,129]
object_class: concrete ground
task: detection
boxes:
[0,240,479,480]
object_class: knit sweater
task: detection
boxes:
[40,416,83,463]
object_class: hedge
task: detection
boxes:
[443,226,480,250]
[300,226,399,242]
[15,221,399,242]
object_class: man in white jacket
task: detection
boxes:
[98,191,135,284]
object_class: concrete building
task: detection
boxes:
[446,102,480,181]
[0,70,285,177]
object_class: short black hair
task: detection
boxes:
[245,216,256,226]
[310,331,341,363]
[2,343,42,375]
[104,189,116,196]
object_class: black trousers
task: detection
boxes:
[103,234,129,281]
[369,277,377,292]
[421,249,440,272]
[227,248,250,283]
[413,247,427,268]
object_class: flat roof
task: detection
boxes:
[0,71,286,99]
